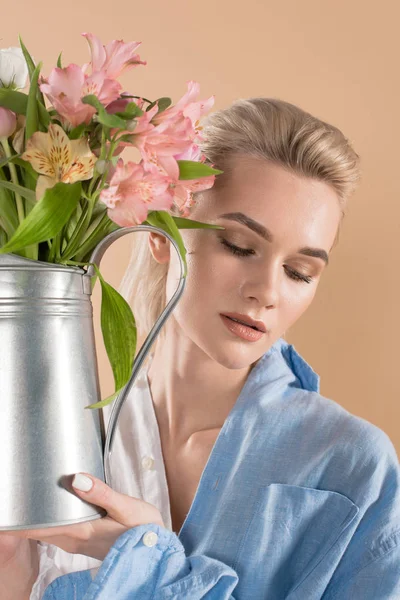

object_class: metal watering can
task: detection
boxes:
[0,226,186,530]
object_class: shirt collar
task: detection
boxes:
[249,337,320,394]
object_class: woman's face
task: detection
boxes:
[157,155,342,370]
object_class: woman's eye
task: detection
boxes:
[219,237,255,257]
[219,237,313,284]
[284,267,313,284]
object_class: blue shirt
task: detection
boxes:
[43,338,400,599]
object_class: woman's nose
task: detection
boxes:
[240,263,280,308]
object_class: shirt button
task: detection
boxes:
[142,531,158,547]
[141,455,155,470]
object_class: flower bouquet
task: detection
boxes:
[0,33,223,529]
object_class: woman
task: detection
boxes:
[3,98,400,599]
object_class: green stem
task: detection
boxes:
[60,202,90,260]
[72,211,113,261]
[122,95,153,104]
[94,134,119,197]
[61,259,91,267]
[88,129,107,197]
[0,137,24,223]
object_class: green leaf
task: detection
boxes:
[0,227,7,246]
[146,97,172,113]
[64,201,83,242]
[12,157,39,184]
[0,180,36,202]
[0,186,19,237]
[38,101,51,129]
[60,201,91,260]
[171,216,225,230]
[85,264,137,410]
[0,182,82,255]
[0,88,28,114]
[57,52,63,68]
[82,95,126,129]
[18,36,36,80]
[69,123,88,139]
[73,212,119,263]
[156,97,172,113]
[145,210,187,277]
[177,160,223,180]
[0,154,20,169]
[18,36,46,108]
[25,62,41,140]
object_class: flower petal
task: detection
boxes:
[0,47,28,89]
[83,72,121,105]
[65,137,97,182]
[102,39,146,78]
[100,160,173,226]
[35,175,57,201]
[22,131,56,177]
[82,33,107,73]
[48,124,73,179]
[40,65,94,127]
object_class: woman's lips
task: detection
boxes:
[220,314,265,342]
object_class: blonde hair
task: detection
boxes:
[119,98,360,354]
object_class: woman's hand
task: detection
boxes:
[6,473,165,561]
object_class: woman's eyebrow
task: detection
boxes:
[216,212,329,265]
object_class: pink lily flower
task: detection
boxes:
[40,64,121,127]
[82,33,146,79]
[100,158,173,226]
[174,142,203,162]
[152,80,214,141]
[136,115,194,178]
[170,173,216,217]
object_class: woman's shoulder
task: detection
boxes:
[281,340,396,448]
[256,339,399,474]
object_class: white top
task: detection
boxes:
[31,357,173,599]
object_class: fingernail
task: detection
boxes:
[72,474,93,492]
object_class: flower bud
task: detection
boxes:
[125,119,137,132]
[95,159,108,174]
[0,107,17,138]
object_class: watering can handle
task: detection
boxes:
[86,225,187,487]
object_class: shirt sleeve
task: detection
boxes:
[30,541,102,600]
[321,533,400,599]
[41,523,239,600]
[321,434,400,600]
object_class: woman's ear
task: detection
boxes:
[148,231,170,264]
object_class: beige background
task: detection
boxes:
[4,1,400,454]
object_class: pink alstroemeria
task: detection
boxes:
[105,103,189,178]
[170,174,216,217]
[40,64,121,127]
[174,143,203,162]
[82,33,146,79]
[100,158,173,226]
[152,80,214,141]
[136,115,194,180]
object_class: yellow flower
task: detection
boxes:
[22,124,96,200]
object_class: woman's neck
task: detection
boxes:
[146,336,252,445]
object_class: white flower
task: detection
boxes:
[0,47,28,89]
